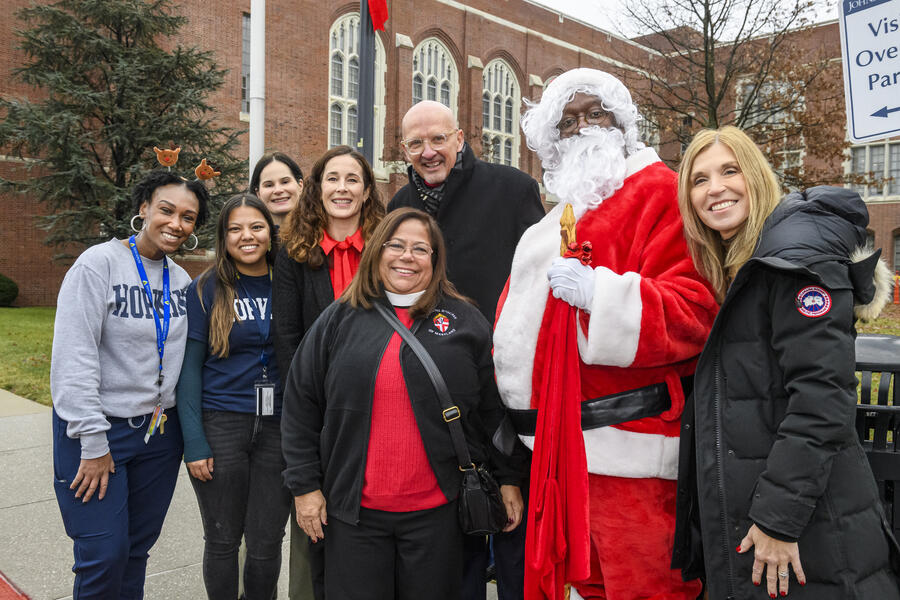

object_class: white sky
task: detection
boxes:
[530,0,840,38]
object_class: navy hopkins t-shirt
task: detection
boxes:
[186,274,282,415]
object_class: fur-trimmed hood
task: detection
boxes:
[753,185,891,322]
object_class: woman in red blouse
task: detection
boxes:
[272,145,385,599]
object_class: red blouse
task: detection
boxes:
[320,228,364,298]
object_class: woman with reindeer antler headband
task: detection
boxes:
[50,148,211,598]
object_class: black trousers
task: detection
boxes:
[324,501,463,600]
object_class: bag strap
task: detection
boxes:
[373,301,474,470]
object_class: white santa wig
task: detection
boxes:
[521,68,644,170]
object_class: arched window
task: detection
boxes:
[327,13,388,178]
[411,38,458,113]
[481,59,521,167]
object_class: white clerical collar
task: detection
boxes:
[385,290,425,307]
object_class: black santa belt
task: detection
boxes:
[508,376,693,436]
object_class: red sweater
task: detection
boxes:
[360,308,447,512]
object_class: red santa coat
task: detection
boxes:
[494,148,717,480]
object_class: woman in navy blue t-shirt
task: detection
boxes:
[176,193,289,599]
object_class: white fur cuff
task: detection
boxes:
[576,267,642,367]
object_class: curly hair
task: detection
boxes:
[520,68,644,171]
[279,146,385,268]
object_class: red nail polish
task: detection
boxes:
[781,592,787,597]
[799,581,806,586]
[736,545,742,553]
[753,580,760,586]
[770,594,776,599]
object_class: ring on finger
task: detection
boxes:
[778,570,789,578]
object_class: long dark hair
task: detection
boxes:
[279,146,385,268]
[341,208,467,319]
[249,152,304,196]
[195,193,278,357]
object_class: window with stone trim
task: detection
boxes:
[411,38,458,114]
[848,141,900,200]
[327,13,387,177]
[481,59,520,167]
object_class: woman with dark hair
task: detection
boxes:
[281,208,524,600]
[250,152,304,229]
[272,145,385,598]
[672,126,898,599]
[176,193,290,599]
[50,169,209,598]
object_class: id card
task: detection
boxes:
[255,380,275,416]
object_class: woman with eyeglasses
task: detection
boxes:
[272,145,385,599]
[281,208,523,600]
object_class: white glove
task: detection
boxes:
[547,257,595,311]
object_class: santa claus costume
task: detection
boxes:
[494,69,718,600]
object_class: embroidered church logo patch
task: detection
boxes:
[795,286,831,318]
[433,313,450,333]
[428,310,457,336]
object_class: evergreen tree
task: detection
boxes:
[0,0,244,255]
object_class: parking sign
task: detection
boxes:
[839,0,900,143]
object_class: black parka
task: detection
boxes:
[673,186,900,599]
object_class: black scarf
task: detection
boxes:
[410,143,466,216]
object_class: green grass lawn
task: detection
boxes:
[0,307,55,405]
[2,300,900,408]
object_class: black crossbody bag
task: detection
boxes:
[374,302,508,535]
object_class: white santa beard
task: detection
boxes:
[543,126,627,218]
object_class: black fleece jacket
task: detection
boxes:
[281,294,523,526]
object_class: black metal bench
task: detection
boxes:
[856,333,900,538]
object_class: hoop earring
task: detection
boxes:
[182,233,199,251]
[130,215,143,233]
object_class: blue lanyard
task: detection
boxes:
[128,235,170,386]
[236,270,272,376]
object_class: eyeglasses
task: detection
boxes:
[400,130,459,156]
[382,240,433,259]
[556,108,614,135]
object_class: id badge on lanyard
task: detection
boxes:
[128,235,171,442]
[239,271,275,416]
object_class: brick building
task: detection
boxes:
[1,1,898,305]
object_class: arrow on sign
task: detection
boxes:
[871,106,900,118]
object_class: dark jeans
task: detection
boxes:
[190,410,291,600]
[53,409,183,600]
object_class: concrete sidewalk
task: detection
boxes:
[0,389,291,600]
[0,390,500,599]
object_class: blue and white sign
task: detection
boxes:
[839,0,900,143]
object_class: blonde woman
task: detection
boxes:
[672,126,898,599]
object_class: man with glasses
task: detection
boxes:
[388,100,544,600]
[493,68,717,599]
